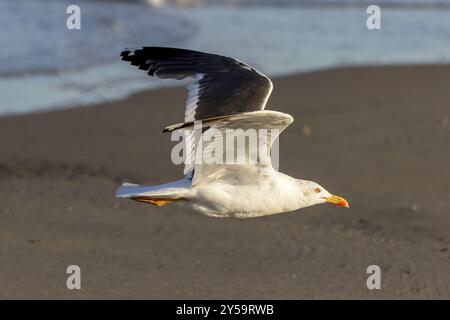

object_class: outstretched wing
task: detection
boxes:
[121,47,275,177]
[120,47,273,122]
[163,110,294,185]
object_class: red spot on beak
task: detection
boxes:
[338,201,347,207]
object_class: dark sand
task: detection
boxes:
[0,65,449,299]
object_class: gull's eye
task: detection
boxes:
[314,188,321,193]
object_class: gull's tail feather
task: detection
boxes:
[116,179,191,206]
[122,182,139,187]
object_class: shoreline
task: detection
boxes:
[2,63,450,120]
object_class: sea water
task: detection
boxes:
[1,0,450,115]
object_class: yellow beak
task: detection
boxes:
[325,195,349,208]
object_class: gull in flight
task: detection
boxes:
[116,47,348,218]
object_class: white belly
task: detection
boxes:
[185,172,303,218]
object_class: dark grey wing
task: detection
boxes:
[120,47,273,122]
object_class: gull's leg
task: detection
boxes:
[130,197,181,207]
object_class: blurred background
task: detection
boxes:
[2,0,450,115]
[1,0,450,299]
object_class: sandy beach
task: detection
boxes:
[0,64,449,299]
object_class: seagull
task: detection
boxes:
[116,47,348,218]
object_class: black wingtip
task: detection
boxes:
[120,48,142,62]
[120,51,130,61]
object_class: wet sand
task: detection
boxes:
[0,65,449,299]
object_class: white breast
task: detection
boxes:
[186,170,307,218]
